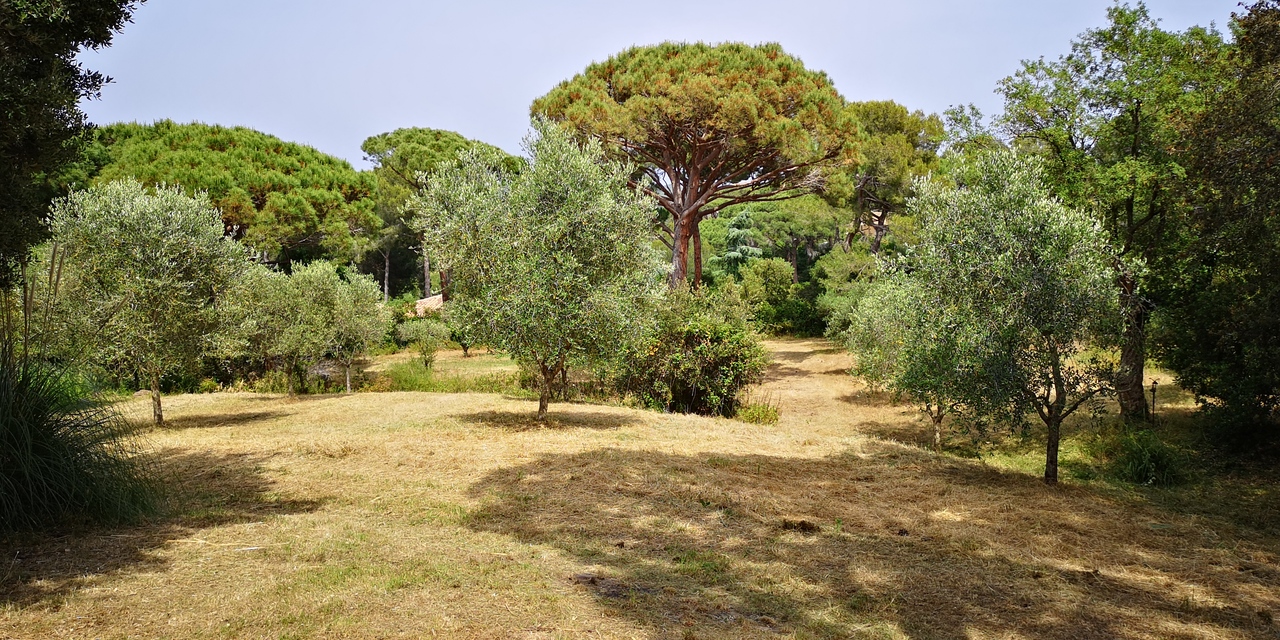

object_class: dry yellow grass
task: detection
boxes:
[0,340,1276,639]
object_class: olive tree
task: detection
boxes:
[51,180,247,425]
[409,119,662,419]
[843,277,978,452]
[857,151,1119,483]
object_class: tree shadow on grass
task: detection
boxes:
[0,448,323,609]
[455,409,643,432]
[465,443,1279,639]
[156,410,289,431]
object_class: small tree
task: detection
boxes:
[51,180,247,425]
[397,318,450,368]
[843,277,977,452]
[410,119,662,420]
[330,269,390,392]
[863,151,1119,483]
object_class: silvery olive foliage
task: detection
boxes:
[50,179,248,425]
[847,151,1120,482]
[408,119,663,419]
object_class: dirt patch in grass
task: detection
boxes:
[0,339,1274,639]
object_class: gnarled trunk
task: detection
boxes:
[1044,417,1062,485]
[669,215,695,288]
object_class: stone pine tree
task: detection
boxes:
[996,5,1229,421]
[360,128,518,299]
[76,121,379,269]
[532,42,859,288]
[861,151,1119,484]
[0,0,140,286]
[51,180,247,425]
[410,119,661,420]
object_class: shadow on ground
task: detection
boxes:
[157,410,289,431]
[455,409,643,432]
[466,443,1279,639]
[0,448,322,608]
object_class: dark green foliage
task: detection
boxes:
[739,258,824,336]
[617,287,768,417]
[0,347,157,530]
[360,128,518,298]
[1153,0,1280,441]
[533,42,859,286]
[1089,427,1188,486]
[75,121,378,267]
[0,0,140,286]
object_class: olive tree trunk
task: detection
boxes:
[150,370,163,427]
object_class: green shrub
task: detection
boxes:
[373,360,520,394]
[198,378,219,394]
[740,258,824,336]
[617,287,769,417]
[0,353,158,530]
[396,318,451,368]
[1091,427,1188,486]
[736,402,780,425]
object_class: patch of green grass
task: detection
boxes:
[372,360,521,394]
[736,402,780,425]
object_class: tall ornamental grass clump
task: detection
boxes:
[0,342,157,530]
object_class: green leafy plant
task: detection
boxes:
[0,339,157,530]
[396,318,451,368]
[617,286,768,417]
[1090,427,1188,486]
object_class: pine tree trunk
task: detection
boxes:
[150,371,163,427]
[1116,271,1150,421]
[383,250,390,303]
[669,215,693,288]
[692,223,703,289]
[345,364,352,394]
[441,269,451,302]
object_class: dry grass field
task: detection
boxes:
[1,340,1277,639]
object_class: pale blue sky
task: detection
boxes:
[78,0,1239,168]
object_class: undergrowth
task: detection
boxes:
[366,360,521,394]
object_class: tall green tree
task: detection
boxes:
[410,119,662,420]
[996,3,1229,421]
[831,101,943,254]
[867,151,1119,484]
[360,128,515,299]
[76,121,379,268]
[532,42,859,287]
[50,180,247,425]
[1155,0,1280,437]
[0,0,140,286]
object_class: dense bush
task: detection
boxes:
[739,258,825,336]
[0,352,157,530]
[616,287,768,417]
[1089,427,1189,486]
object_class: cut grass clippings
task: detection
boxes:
[0,340,1275,639]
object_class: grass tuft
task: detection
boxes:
[0,353,158,530]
